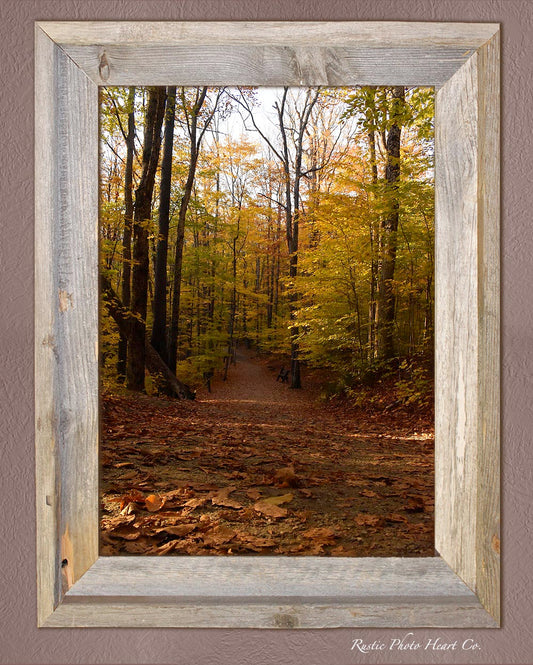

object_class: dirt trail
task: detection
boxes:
[200,348,322,424]
[100,350,434,557]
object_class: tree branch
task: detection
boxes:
[101,274,196,400]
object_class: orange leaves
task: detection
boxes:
[153,541,179,555]
[120,502,136,516]
[101,513,135,531]
[145,494,165,512]
[210,486,243,510]
[261,493,293,506]
[100,388,434,558]
[385,513,408,523]
[155,524,197,538]
[360,489,380,499]
[183,496,209,511]
[119,489,144,510]
[302,526,338,545]
[238,534,276,551]
[404,496,425,513]
[355,514,384,528]
[201,525,236,547]
[252,491,294,518]
[108,527,140,541]
[253,500,287,519]
[273,465,299,488]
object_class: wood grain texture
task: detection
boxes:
[46,599,496,629]
[38,20,499,47]
[51,44,476,87]
[435,49,479,597]
[38,21,499,87]
[435,31,500,624]
[63,557,482,598]
[476,31,501,624]
[35,25,99,626]
[35,20,500,628]
[42,557,497,628]
[35,24,60,628]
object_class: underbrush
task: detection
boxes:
[319,355,434,414]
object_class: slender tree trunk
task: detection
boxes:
[274,205,281,319]
[279,93,303,389]
[367,125,378,360]
[127,86,166,391]
[117,86,136,381]
[224,230,239,381]
[232,86,318,387]
[255,254,263,341]
[349,274,365,359]
[151,85,176,362]
[287,207,301,388]
[424,274,434,350]
[286,88,319,389]
[168,87,208,374]
[289,147,303,389]
[266,217,273,329]
[377,86,404,361]
[208,170,220,324]
[101,274,195,399]
[242,256,249,347]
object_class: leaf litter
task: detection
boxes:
[100,352,434,556]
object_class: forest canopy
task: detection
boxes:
[100,85,434,401]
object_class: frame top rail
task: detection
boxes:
[38,20,499,49]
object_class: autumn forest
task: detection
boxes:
[100,85,435,557]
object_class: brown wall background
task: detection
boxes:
[1,1,531,663]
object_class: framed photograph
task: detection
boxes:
[35,20,499,628]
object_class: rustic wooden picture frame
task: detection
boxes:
[35,21,500,628]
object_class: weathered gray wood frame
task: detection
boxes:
[35,21,500,628]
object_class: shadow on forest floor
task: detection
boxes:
[100,350,434,556]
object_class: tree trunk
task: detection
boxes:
[127,87,166,391]
[151,85,176,362]
[233,86,319,388]
[286,88,319,389]
[377,86,404,361]
[208,170,220,324]
[168,87,208,374]
[367,124,378,360]
[242,256,249,347]
[117,86,136,380]
[274,204,281,319]
[288,240,301,389]
[102,275,195,399]
[223,234,238,381]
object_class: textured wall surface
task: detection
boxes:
[1,1,532,663]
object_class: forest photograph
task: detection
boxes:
[99,84,435,557]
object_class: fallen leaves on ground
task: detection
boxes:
[302,527,338,545]
[355,513,384,527]
[100,352,434,557]
[145,494,165,512]
[261,493,293,506]
[253,500,288,519]
[210,486,243,509]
